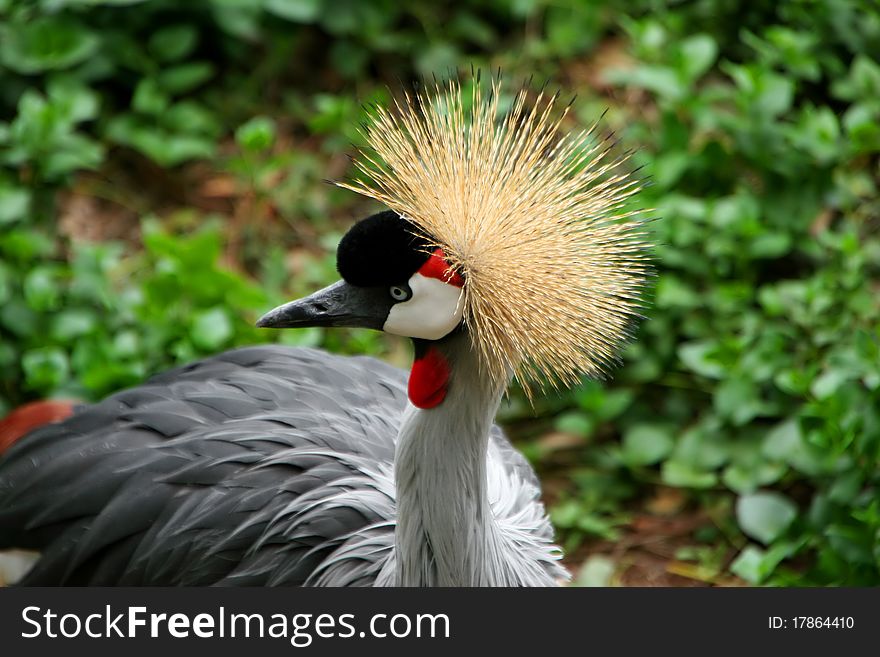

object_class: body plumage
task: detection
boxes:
[0,344,564,585]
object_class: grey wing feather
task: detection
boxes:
[0,347,402,585]
[0,345,547,586]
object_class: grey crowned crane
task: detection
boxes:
[0,79,649,586]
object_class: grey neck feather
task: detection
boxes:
[393,330,508,586]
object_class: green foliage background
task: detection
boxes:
[0,0,878,585]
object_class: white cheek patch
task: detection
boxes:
[383,273,464,340]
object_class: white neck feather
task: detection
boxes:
[393,331,510,586]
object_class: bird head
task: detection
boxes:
[256,209,465,342]
[258,76,651,401]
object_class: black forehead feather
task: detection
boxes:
[337,210,433,286]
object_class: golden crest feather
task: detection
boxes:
[338,77,651,393]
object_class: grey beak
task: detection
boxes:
[256,280,393,330]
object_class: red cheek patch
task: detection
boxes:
[418,248,464,287]
[408,345,451,409]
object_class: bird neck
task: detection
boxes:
[393,331,507,586]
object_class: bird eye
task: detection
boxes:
[389,285,412,302]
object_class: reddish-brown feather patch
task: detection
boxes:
[417,248,464,287]
[408,345,451,409]
[0,400,76,454]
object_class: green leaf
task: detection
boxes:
[415,42,460,78]
[758,74,794,117]
[157,62,215,95]
[678,34,717,81]
[726,64,794,117]
[148,24,198,62]
[236,116,277,152]
[608,64,685,102]
[0,300,37,337]
[832,54,880,101]
[622,424,673,466]
[212,1,262,39]
[827,471,864,505]
[162,101,221,136]
[49,0,148,5]
[0,184,30,225]
[749,232,791,258]
[714,378,764,426]
[843,102,880,153]
[662,461,717,489]
[190,307,233,351]
[736,491,797,545]
[555,412,594,438]
[46,78,100,123]
[762,419,828,476]
[111,330,141,359]
[106,115,215,166]
[22,347,70,391]
[132,78,170,115]
[265,0,321,22]
[729,545,764,583]
[722,461,786,494]
[43,134,104,178]
[651,151,690,190]
[0,17,99,74]
[811,368,850,399]
[673,423,729,469]
[571,380,632,420]
[655,275,700,309]
[0,228,55,262]
[574,555,616,587]
[51,310,97,340]
[791,105,841,164]
[0,263,9,305]
[678,341,725,379]
[24,266,62,311]
[545,5,601,57]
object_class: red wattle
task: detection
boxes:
[408,346,450,409]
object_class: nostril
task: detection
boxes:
[312,302,329,313]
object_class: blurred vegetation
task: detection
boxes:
[0,0,878,586]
